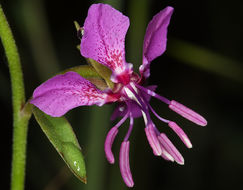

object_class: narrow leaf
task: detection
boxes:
[32,107,87,183]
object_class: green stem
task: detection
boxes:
[127,0,148,71]
[0,5,31,190]
[83,106,112,190]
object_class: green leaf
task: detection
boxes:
[32,107,87,183]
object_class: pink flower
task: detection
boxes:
[31,4,207,187]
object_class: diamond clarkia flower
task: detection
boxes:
[31,4,207,187]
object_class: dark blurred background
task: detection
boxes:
[1,0,243,189]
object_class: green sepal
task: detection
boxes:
[60,65,99,78]
[61,65,108,90]
[87,58,114,89]
[32,107,87,183]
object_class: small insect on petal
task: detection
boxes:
[169,100,207,126]
[158,133,184,165]
[168,121,192,148]
[104,127,119,164]
[119,141,134,187]
[145,124,162,156]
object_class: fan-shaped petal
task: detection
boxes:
[31,72,113,117]
[81,4,130,76]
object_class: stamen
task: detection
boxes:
[148,104,170,123]
[125,84,147,109]
[158,133,184,165]
[119,141,134,187]
[161,149,175,162]
[104,127,118,164]
[169,100,207,126]
[124,113,134,141]
[168,121,192,148]
[104,112,129,164]
[141,111,148,126]
[114,111,129,129]
[125,85,153,126]
[145,124,162,156]
[136,84,171,104]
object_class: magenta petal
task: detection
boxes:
[158,133,184,165]
[31,72,108,117]
[141,6,174,78]
[119,141,134,187]
[81,4,130,76]
[104,127,118,164]
[169,100,207,126]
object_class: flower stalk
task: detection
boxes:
[0,5,31,190]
